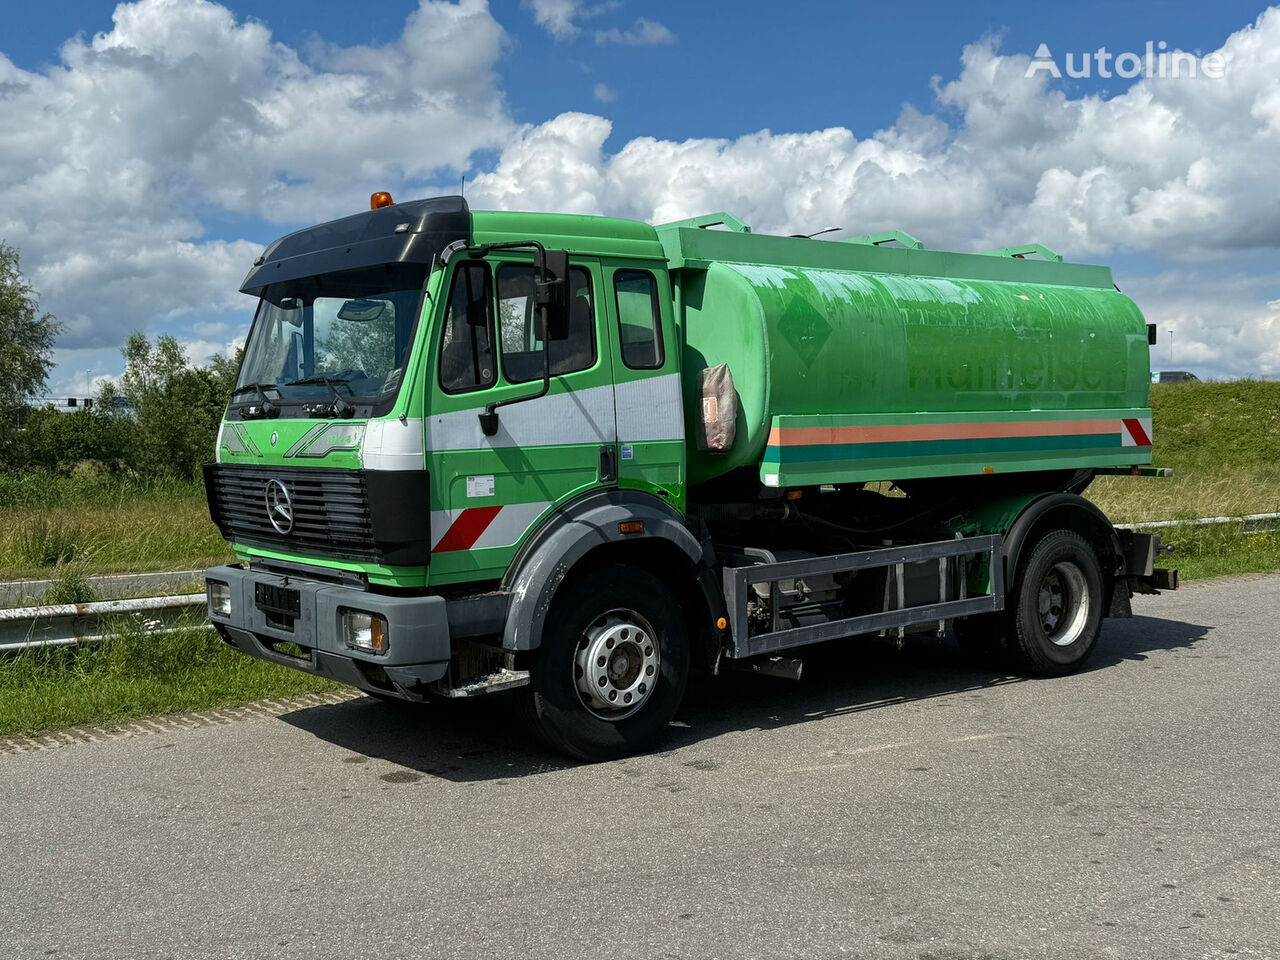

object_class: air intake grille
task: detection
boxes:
[206,464,379,562]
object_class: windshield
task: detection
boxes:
[234,263,428,416]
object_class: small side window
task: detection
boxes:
[614,270,664,370]
[497,264,596,383]
[439,262,496,394]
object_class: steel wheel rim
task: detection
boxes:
[1038,561,1090,647]
[573,609,660,721]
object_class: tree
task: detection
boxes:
[18,404,134,475]
[318,307,396,380]
[0,243,62,459]
[115,333,241,479]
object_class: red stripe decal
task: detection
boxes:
[1122,418,1151,447]
[433,506,502,554]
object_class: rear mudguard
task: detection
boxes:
[951,491,1128,615]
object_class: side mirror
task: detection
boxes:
[534,249,570,341]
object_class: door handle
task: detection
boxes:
[599,444,618,483]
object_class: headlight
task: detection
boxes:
[206,580,232,618]
[341,609,389,655]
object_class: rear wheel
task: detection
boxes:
[1007,529,1104,676]
[516,567,689,761]
[953,528,1105,676]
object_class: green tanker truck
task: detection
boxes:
[204,194,1176,760]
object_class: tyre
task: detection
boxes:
[516,567,689,762]
[1006,529,1104,676]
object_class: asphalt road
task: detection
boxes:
[2,575,1278,960]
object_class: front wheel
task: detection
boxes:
[516,567,690,761]
[1007,529,1104,676]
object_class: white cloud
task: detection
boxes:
[523,0,619,41]
[524,0,581,40]
[0,0,513,358]
[594,18,675,46]
[44,348,124,402]
[592,82,617,103]
[179,335,244,367]
[1120,270,1280,379]
[10,0,1280,392]
[477,10,1280,256]
[465,9,1280,378]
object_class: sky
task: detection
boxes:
[2,0,1279,400]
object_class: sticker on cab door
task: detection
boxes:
[466,475,495,498]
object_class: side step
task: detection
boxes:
[443,668,531,698]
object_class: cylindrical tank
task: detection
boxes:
[679,260,1150,485]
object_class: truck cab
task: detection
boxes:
[206,196,700,757]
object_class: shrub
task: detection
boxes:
[15,517,89,567]
[41,565,98,605]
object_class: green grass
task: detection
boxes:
[39,564,99,605]
[1083,380,1280,582]
[0,472,231,581]
[1156,524,1280,581]
[0,616,338,738]
[0,474,332,738]
[14,517,86,567]
[1087,380,1280,523]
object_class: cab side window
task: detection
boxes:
[497,264,596,383]
[439,262,496,394]
[614,270,664,370]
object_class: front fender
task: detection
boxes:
[501,490,703,651]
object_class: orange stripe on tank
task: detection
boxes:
[772,419,1121,446]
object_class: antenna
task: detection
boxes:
[460,175,466,198]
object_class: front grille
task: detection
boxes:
[206,464,379,562]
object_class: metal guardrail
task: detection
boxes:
[0,512,1276,653]
[1117,512,1280,533]
[0,569,204,608]
[0,594,206,652]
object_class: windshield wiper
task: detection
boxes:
[286,375,355,419]
[287,375,353,388]
[230,382,279,419]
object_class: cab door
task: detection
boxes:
[424,255,617,584]
[602,263,685,510]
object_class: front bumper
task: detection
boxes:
[205,564,453,698]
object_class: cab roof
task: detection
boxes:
[470,210,666,262]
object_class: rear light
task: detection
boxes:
[207,580,232,618]
[341,609,389,655]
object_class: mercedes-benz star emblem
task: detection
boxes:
[264,478,294,535]
[270,431,278,447]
